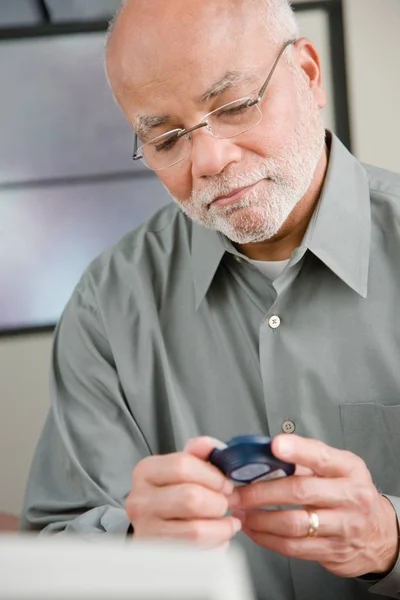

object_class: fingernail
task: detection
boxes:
[276,435,293,456]
[228,489,241,508]
[223,479,234,495]
[232,517,242,534]
[209,437,228,450]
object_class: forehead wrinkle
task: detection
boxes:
[198,70,258,104]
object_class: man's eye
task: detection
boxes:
[153,136,179,152]
[218,102,251,117]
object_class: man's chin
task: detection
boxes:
[181,203,280,243]
[213,214,278,245]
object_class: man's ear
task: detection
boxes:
[293,37,327,109]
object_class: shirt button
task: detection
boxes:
[282,420,296,434]
[268,315,281,329]
[234,256,243,263]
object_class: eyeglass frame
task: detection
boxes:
[132,38,298,170]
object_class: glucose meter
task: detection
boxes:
[209,435,295,484]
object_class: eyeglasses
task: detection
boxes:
[132,38,297,171]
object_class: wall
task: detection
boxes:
[0,333,52,515]
[1,0,399,517]
[343,0,400,172]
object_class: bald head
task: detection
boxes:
[102,0,326,249]
[106,0,298,49]
[105,0,299,98]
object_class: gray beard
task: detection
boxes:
[168,76,326,244]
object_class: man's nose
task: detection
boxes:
[189,128,242,179]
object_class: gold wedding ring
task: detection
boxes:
[306,510,319,537]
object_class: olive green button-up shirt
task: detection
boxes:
[22,133,400,599]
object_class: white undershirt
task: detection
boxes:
[248,258,290,281]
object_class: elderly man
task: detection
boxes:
[22,1,400,598]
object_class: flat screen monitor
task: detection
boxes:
[0,536,256,600]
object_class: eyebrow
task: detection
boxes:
[198,70,257,104]
[132,114,172,140]
[133,70,257,139]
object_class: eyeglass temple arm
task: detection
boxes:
[133,134,142,161]
[251,38,297,106]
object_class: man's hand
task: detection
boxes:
[125,437,241,548]
[229,434,399,578]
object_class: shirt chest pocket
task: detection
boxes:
[340,403,400,495]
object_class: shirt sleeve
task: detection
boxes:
[20,273,151,535]
[360,494,400,597]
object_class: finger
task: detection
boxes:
[135,452,233,495]
[135,516,241,547]
[183,436,227,458]
[272,435,365,479]
[150,484,230,520]
[229,476,356,510]
[241,528,336,562]
[294,465,314,477]
[235,508,338,538]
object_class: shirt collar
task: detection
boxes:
[303,132,371,298]
[191,131,371,309]
[191,220,226,310]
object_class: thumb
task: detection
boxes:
[183,436,227,460]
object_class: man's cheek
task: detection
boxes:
[162,181,191,205]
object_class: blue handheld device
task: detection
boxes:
[209,435,295,484]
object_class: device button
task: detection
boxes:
[282,420,296,434]
[268,315,281,329]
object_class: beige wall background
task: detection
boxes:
[1,0,400,517]
[0,333,52,514]
[343,0,400,173]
